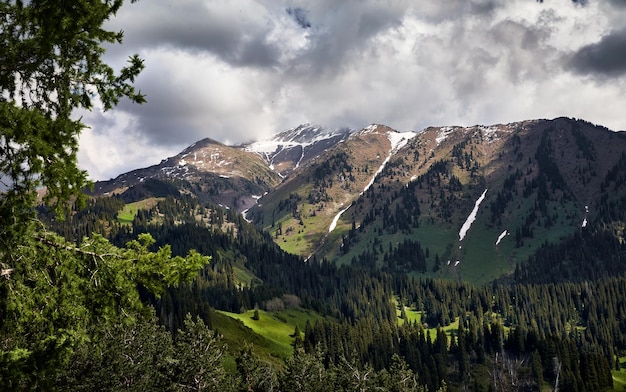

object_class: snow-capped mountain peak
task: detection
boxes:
[245,124,351,153]
[244,124,353,177]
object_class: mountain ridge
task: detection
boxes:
[91,117,626,284]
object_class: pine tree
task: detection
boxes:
[173,315,232,391]
[236,343,278,392]
[57,311,174,392]
[281,347,334,392]
[0,1,210,387]
[293,325,303,349]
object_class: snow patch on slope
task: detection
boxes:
[328,204,351,233]
[479,124,516,144]
[295,146,305,169]
[361,131,415,194]
[245,125,351,176]
[245,125,343,155]
[245,139,300,155]
[361,124,380,134]
[459,189,488,241]
[480,126,500,143]
[495,230,508,246]
[389,131,416,153]
[436,127,454,146]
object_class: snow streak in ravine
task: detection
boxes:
[459,189,488,241]
[328,130,415,233]
[328,204,352,233]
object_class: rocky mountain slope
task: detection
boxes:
[92,117,626,283]
[92,137,280,211]
[92,125,351,210]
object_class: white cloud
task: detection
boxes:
[77,109,178,181]
[78,0,626,180]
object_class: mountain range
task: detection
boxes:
[92,117,626,284]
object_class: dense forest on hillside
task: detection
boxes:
[34,192,626,391]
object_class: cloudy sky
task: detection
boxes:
[78,0,626,180]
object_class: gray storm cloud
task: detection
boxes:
[109,2,282,67]
[568,27,626,77]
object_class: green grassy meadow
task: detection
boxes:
[613,371,626,392]
[395,303,461,341]
[216,308,323,360]
[117,197,161,225]
[612,356,626,391]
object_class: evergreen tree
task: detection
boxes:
[0,0,145,248]
[57,311,174,392]
[293,325,303,349]
[281,347,334,392]
[0,1,210,387]
[172,315,233,392]
[379,353,426,392]
[0,232,208,388]
[235,344,279,392]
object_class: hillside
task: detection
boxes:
[249,117,626,284]
[91,124,352,211]
[89,117,626,285]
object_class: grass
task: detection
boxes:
[216,308,323,360]
[117,209,135,225]
[396,305,423,327]
[328,193,518,285]
[272,213,319,256]
[270,197,357,258]
[453,223,513,285]
[232,263,261,287]
[210,310,274,370]
[258,181,332,257]
[117,197,161,225]
[613,371,626,392]
[395,301,460,341]
[460,197,581,285]
[612,356,626,391]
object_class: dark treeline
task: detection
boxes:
[515,228,626,283]
[39,192,626,391]
[302,312,613,391]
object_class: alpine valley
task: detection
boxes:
[42,117,626,391]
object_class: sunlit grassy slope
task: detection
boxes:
[117,197,161,225]
[215,308,323,360]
